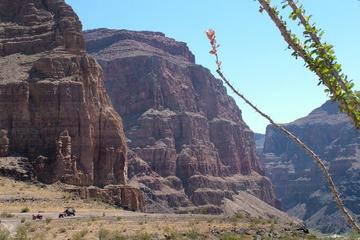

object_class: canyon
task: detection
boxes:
[84,28,279,213]
[262,100,360,233]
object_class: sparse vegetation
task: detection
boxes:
[45,217,52,225]
[132,231,154,240]
[0,212,14,218]
[183,227,203,240]
[349,232,360,240]
[0,227,10,240]
[71,229,88,240]
[0,177,348,240]
[219,232,244,240]
[14,225,29,240]
[20,207,30,213]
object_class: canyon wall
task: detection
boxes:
[85,29,279,213]
[262,101,360,233]
[0,0,143,211]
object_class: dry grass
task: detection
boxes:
[0,177,321,239]
[1,213,321,240]
[0,177,113,212]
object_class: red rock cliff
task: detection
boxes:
[85,29,279,212]
[0,0,128,187]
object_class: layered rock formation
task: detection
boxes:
[254,133,265,154]
[0,157,34,181]
[85,29,279,213]
[262,101,360,233]
[0,0,142,210]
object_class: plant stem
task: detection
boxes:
[216,68,360,233]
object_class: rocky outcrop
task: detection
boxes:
[84,29,279,212]
[0,0,143,211]
[65,185,144,212]
[0,130,9,157]
[262,101,360,233]
[0,0,127,186]
[0,157,34,181]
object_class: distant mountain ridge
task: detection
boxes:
[262,100,360,233]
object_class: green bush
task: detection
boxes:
[20,208,30,213]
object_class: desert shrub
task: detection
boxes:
[45,217,52,225]
[184,227,203,240]
[132,231,154,240]
[229,211,247,225]
[14,225,29,240]
[163,226,182,240]
[98,228,110,240]
[219,232,243,240]
[71,229,88,240]
[32,232,46,240]
[110,231,127,240]
[20,207,30,213]
[347,231,360,240]
[62,192,72,201]
[0,227,10,240]
[0,212,14,218]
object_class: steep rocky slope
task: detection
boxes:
[262,101,360,233]
[0,0,142,211]
[85,28,279,213]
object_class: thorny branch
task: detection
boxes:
[257,0,360,130]
[206,29,360,233]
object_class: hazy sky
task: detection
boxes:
[66,0,360,133]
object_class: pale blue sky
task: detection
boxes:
[66,0,360,133]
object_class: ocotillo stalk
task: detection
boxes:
[206,29,360,233]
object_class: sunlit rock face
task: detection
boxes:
[262,101,360,233]
[85,28,279,213]
[0,0,128,187]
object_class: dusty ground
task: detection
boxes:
[0,177,357,240]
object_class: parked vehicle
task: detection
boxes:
[32,214,43,220]
[58,207,76,218]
